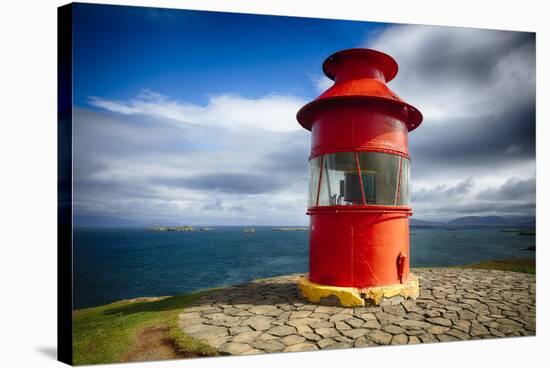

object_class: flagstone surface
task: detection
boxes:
[178,269,535,355]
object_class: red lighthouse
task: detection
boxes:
[296,48,423,307]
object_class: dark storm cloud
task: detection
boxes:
[410,105,535,178]
[202,198,244,212]
[412,178,473,201]
[75,178,166,201]
[477,177,536,201]
[400,30,532,88]
[157,173,287,194]
[370,27,535,116]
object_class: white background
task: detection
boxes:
[0,0,547,367]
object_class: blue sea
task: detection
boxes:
[73,226,535,309]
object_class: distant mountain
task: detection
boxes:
[446,216,535,227]
[409,219,445,227]
[74,214,535,228]
[411,216,535,227]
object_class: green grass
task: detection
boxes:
[455,257,536,274]
[72,291,218,365]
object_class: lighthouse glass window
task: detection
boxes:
[308,156,322,207]
[310,151,410,207]
[357,152,410,206]
[318,152,359,206]
[397,157,410,206]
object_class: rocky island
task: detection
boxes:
[150,226,213,232]
[271,227,309,231]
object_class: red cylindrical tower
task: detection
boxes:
[296,48,423,306]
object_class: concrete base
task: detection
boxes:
[297,275,419,307]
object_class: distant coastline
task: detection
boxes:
[410,215,535,228]
[150,226,212,232]
[148,226,309,232]
[75,214,534,229]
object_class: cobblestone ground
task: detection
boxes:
[178,269,535,355]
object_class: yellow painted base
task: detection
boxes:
[297,275,419,307]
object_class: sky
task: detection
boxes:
[71,3,536,226]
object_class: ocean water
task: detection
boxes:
[73,226,535,309]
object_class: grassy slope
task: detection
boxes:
[72,291,218,365]
[455,257,535,275]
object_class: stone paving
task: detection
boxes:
[177,268,535,355]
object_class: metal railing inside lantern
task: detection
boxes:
[308,151,410,207]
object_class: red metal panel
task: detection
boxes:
[309,102,409,159]
[309,210,410,287]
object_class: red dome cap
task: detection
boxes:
[297,48,423,132]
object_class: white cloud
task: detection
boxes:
[73,108,310,226]
[88,90,306,132]
[311,74,334,93]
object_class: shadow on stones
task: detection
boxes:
[104,292,213,316]
[185,280,307,308]
[317,295,342,306]
[103,280,307,316]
